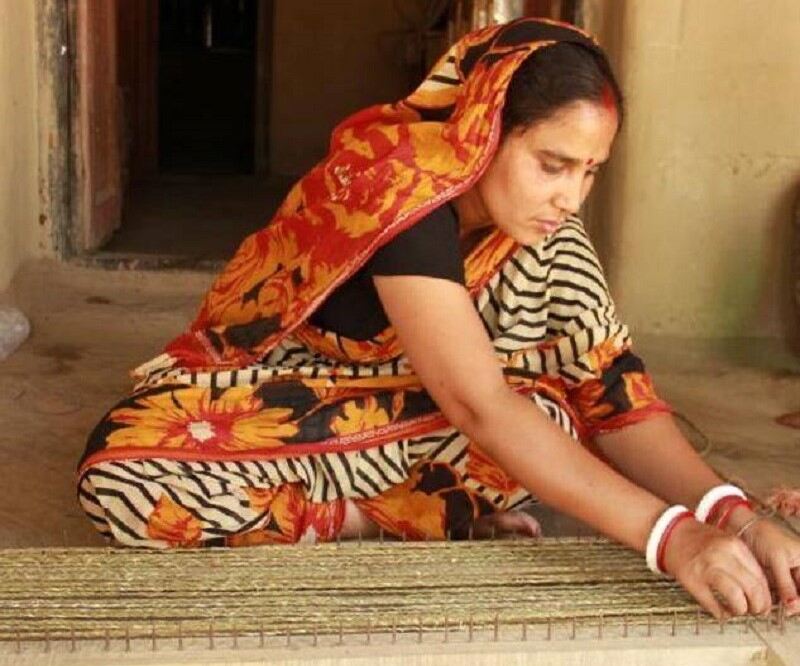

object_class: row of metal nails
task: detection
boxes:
[5,604,794,653]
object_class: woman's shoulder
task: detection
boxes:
[525,216,604,271]
[368,201,464,281]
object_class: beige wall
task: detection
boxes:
[0,2,39,291]
[269,0,420,176]
[584,0,800,341]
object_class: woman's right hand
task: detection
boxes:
[663,519,772,619]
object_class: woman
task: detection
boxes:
[78,18,800,620]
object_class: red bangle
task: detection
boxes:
[656,510,694,574]
[715,498,753,530]
[706,495,752,526]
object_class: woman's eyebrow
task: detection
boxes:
[539,149,580,165]
[539,150,607,167]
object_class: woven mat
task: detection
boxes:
[0,538,713,642]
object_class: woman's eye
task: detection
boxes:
[540,161,563,175]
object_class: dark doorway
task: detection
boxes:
[158,0,258,173]
[92,0,446,264]
[102,0,282,263]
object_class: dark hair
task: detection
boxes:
[501,42,623,136]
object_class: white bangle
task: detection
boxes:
[646,505,691,575]
[695,484,747,523]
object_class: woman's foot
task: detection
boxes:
[339,499,381,539]
[472,510,542,539]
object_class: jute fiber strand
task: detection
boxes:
[0,538,712,643]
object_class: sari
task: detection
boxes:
[77,18,671,548]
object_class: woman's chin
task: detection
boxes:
[512,229,548,247]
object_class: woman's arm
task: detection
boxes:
[595,415,722,509]
[374,274,771,617]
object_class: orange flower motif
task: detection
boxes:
[257,271,303,320]
[228,485,305,545]
[226,530,276,547]
[465,443,519,497]
[106,387,298,452]
[200,224,303,325]
[622,372,659,410]
[264,484,307,539]
[239,485,344,544]
[534,374,569,402]
[584,340,621,375]
[301,500,347,542]
[465,232,516,290]
[358,469,447,540]
[243,486,279,514]
[227,494,345,545]
[570,379,615,424]
[330,396,390,436]
[147,495,202,546]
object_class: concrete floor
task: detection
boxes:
[0,259,798,548]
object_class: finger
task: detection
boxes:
[689,584,727,622]
[522,513,542,537]
[500,511,541,537]
[770,555,799,606]
[735,565,773,616]
[710,572,749,617]
[729,541,773,614]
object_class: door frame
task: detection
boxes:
[38,0,141,259]
[37,0,123,258]
[74,0,123,251]
[36,0,78,259]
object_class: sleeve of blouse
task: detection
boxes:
[367,204,466,284]
[540,219,672,437]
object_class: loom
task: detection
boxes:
[0,537,797,665]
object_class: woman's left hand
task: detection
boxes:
[739,518,800,616]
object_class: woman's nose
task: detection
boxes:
[553,175,584,214]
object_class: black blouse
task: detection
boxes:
[308,202,464,340]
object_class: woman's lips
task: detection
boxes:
[536,219,561,233]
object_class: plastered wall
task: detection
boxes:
[269,0,418,176]
[584,0,800,341]
[0,2,39,291]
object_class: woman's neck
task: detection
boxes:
[452,188,492,239]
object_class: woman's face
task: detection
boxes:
[472,100,619,246]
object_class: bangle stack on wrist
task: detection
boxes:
[646,485,760,575]
[695,484,752,530]
[646,505,695,575]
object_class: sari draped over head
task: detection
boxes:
[78,19,671,546]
